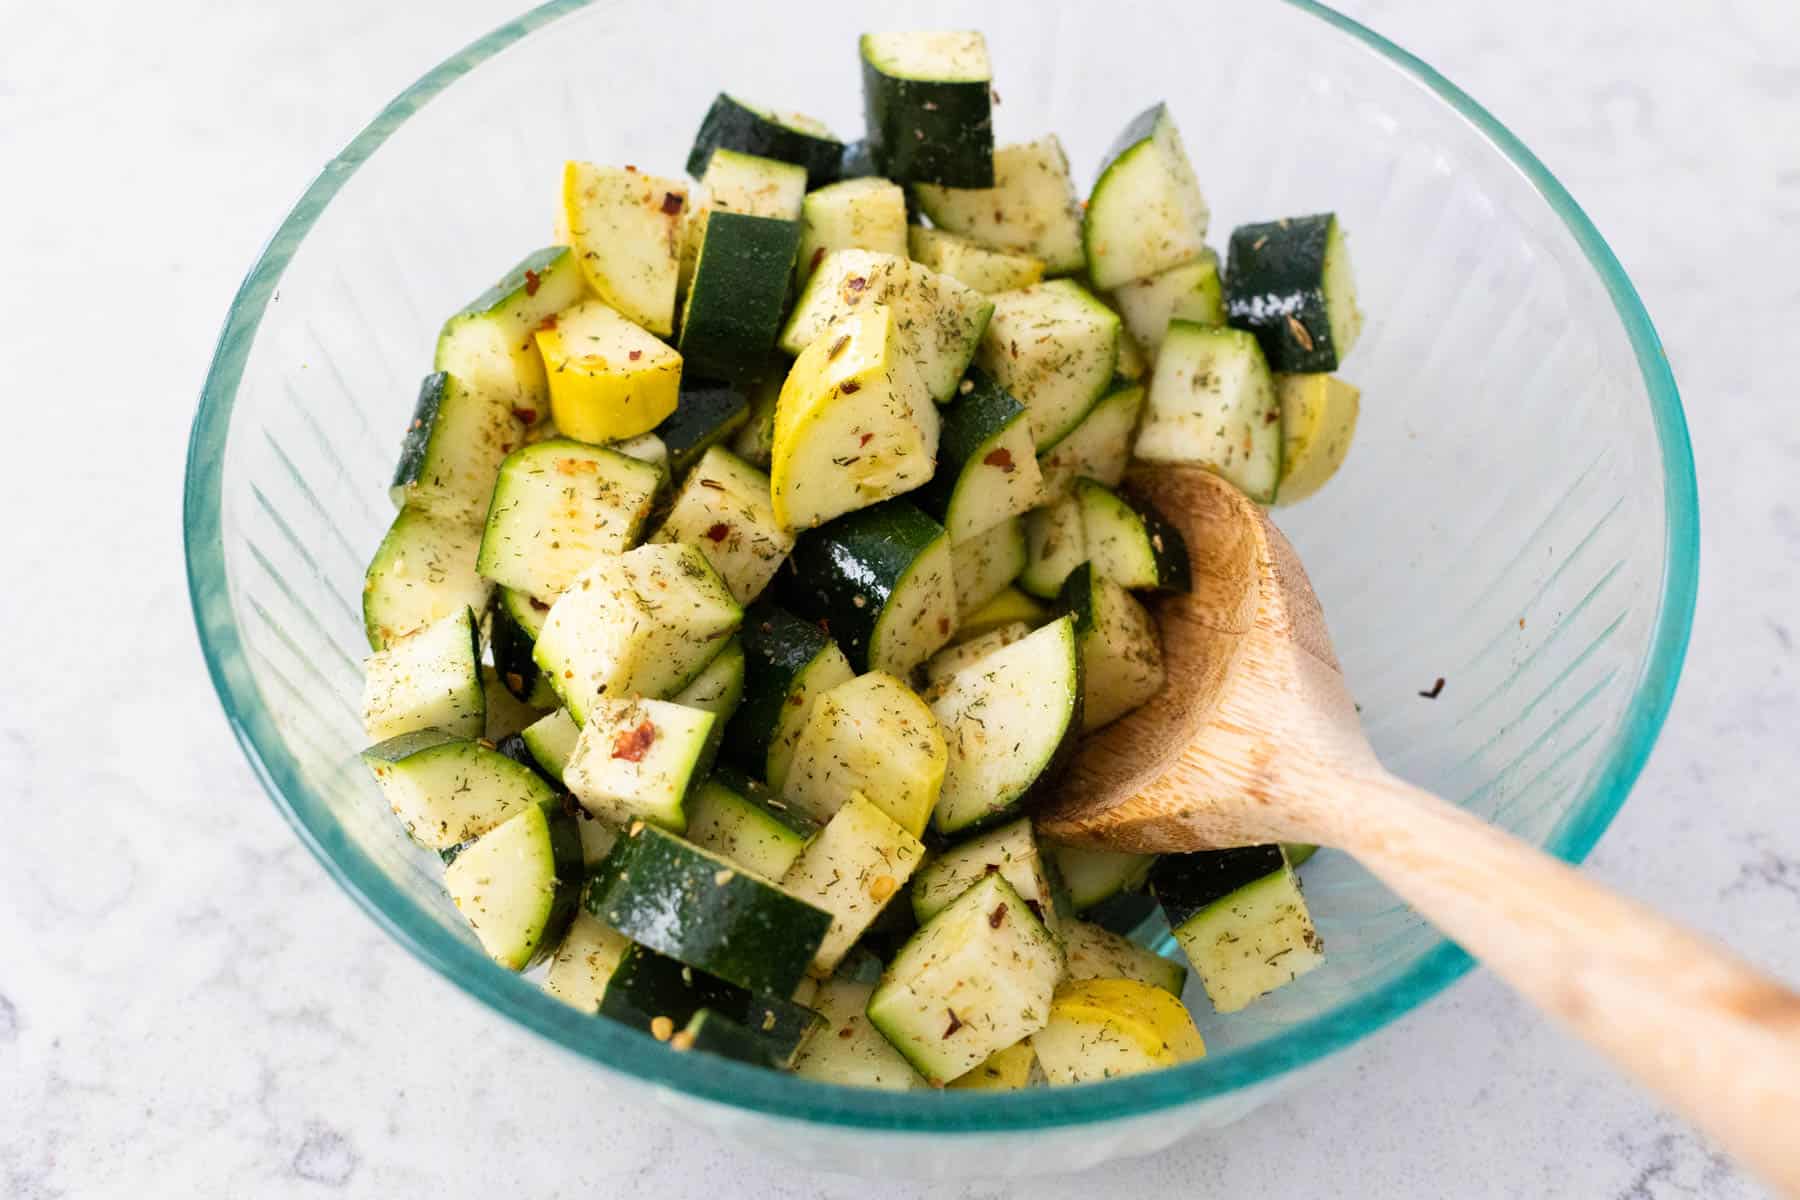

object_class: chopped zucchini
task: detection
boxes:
[685,769,819,880]
[955,585,1049,641]
[945,1040,1037,1091]
[1030,978,1204,1084]
[444,794,582,971]
[1223,213,1362,373]
[362,505,491,651]
[489,589,557,708]
[781,500,957,676]
[680,211,802,377]
[1110,251,1225,361]
[911,818,1061,943]
[562,697,717,832]
[476,439,661,601]
[914,367,1044,544]
[866,873,1062,1086]
[650,446,793,605]
[1083,103,1210,289]
[729,371,782,469]
[922,620,1031,689]
[1038,379,1144,504]
[781,791,926,974]
[792,977,928,1089]
[482,664,548,742]
[671,635,746,726]
[782,672,946,836]
[359,607,484,741]
[686,93,844,187]
[1152,845,1324,1012]
[702,148,808,220]
[1049,841,1155,912]
[559,161,687,335]
[725,601,856,791]
[950,515,1026,619]
[907,226,1044,294]
[536,299,683,443]
[389,370,522,528]
[780,249,993,404]
[770,302,939,532]
[976,280,1120,450]
[1274,373,1360,505]
[587,822,831,996]
[913,135,1086,275]
[533,543,742,724]
[360,729,558,851]
[544,910,634,1012]
[859,31,994,187]
[519,707,580,782]
[1135,321,1282,504]
[1062,920,1186,995]
[599,944,821,1067]
[1019,495,1087,600]
[1075,477,1191,593]
[927,618,1083,835]
[653,378,750,481]
[796,177,909,285]
[1059,563,1165,731]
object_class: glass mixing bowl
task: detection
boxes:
[183,0,1697,1177]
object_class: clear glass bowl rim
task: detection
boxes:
[183,0,1699,1134]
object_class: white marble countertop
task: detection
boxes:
[3,0,1796,1195]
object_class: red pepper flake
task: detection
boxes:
[982,447,1015,472]
[942,1009,964,1038]
[1419,677,1446,700]
[840,379,862,394]
[699,478,726,490]
[810,247,827,273]
[847,275,867,292]
[629,349,642,361]
[529,596,551,612]
[937,616,950,635]
[511,406,537,425]
[705,522,731,543]
[523,269,542,296]
[536,313,557,332]
[625,163,638,173]
[661,191,684,215]
[505,672,525,694]
[989,87,1001,105]
[789,693,806,706]
[987,902,1008,929]
[859,433,873,447]
[838,1024,856,1039]
[611,720,657,761]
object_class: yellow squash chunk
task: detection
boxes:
[1030,978,1205,1085]
[536,299,682,443]
[1274,373,1360,505]
[560,161,687,335]
[946,1040,1036,1091]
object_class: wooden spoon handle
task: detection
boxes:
[1332,771,1800,1194]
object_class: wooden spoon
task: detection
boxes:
[1037,465,1800,1194]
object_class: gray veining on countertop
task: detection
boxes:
[1,0,1795,1196]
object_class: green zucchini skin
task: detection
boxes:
[488,589,554,705]
[859,43,993,187]
[1224,214,1346,373]
[679,212,802,380]
[724,601,839,775]
[686,94,844,186]
[778,500,947,673]
[1092,479,1194,594]
[679,1009,780,1067]
[655,378,750,481]
[585,823,831,995]
[494,731,563,791]
[598,944,821,1066]
[1080,891,1161,937]
[1149,844,1289,926]
[390,371,448,497]
[912,368,1026,524]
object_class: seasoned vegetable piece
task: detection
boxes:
[444,795,583,970]
[1020,495,1087,600]
[671,636,746,726]
[913,367,1044,544]
[686,93,844,187]
[1059,563,1166,731]
[363,506,491,651]
[701,149,808,221]
[797,177,909,285]
[725,601,856,790]
[907,227,1045,294]
[482,665,548,742]
[1110,251,1225,361]
[859,31,994,187]
[543,911,634,1012]
[950,515,1026,619]
[519,707,580,782]
[1274,373,1360,505]
[654,378,751,481]
[945,1041,1036,1091]
[866,873,1062,1085]
[599,944,822,1067]
[560,162,686,335]
[680,211,802,377]
[533,543,743,724]
[685,769,819,881]
[562,697,717,832]
[976,280,1121,450]
[771,304,939,531]
[781,791,927,974]
[586,822,832,995]
[1224,213,1362,373]
[1030,978,1205,1084]
[955,585,1048,641]
[650,446,793,605]
[782,672,946,836]
[536,299,683,444]
[477,439,661,601]
[781,500,957,676]
[389,371,522,527]
[780,250,993,404]
[791,977,927,1089]
[1049,841,1155,912]
[914,135,1086,275]
[1152,845,1324,1013]
[911,817,1062,943]
[1037,379,1145,503]
[1084,103,1210,289]
[927,618,1083,835]
[922,620,1031,688]
[361,729,558,851]
[489,589,557,707]
[1135,321,1282,504]
[1075,477,1191,593]
[729,372,782,469]
[1062,920,1186,995]
[360,607,485,741]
